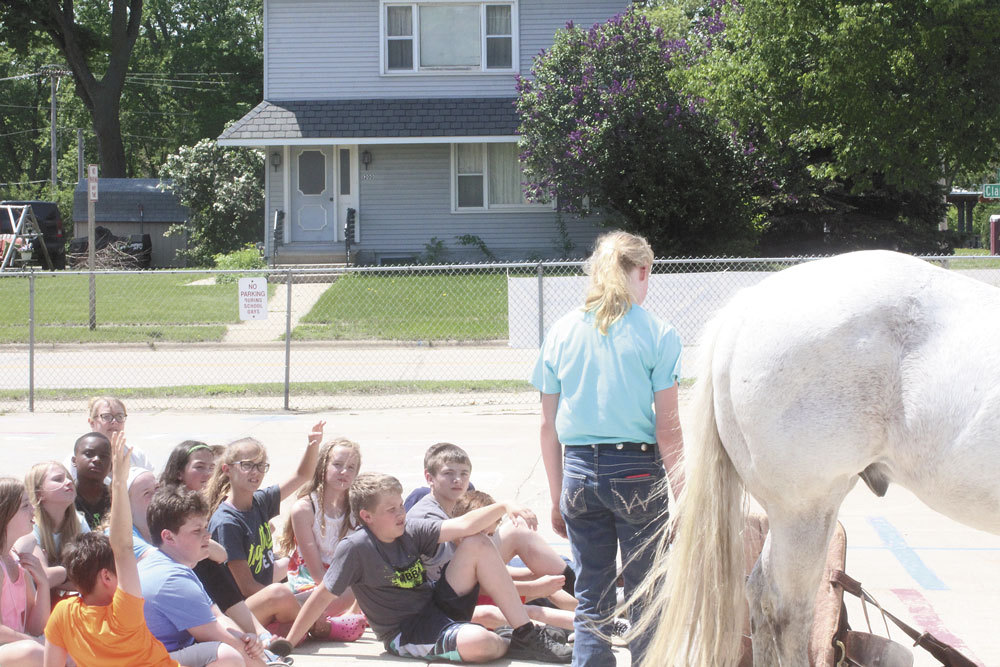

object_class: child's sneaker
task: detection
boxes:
[265,636,294,657]
[507,624,573,663]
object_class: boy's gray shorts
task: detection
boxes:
[169,640,223,667]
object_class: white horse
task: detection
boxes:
[634,250,1000,666]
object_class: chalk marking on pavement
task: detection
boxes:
[890,588,983,666]
[867,516,948,590]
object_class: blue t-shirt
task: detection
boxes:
[532,305,682,446]
[209,484,281,586]
[138,549,217,651]
[103,525,151,559]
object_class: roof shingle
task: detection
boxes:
[218,97,519,142]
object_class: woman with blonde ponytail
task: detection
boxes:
[531,230,685,667]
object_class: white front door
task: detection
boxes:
[290,146,335,243]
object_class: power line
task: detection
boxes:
[0,179,50,186]
[0,103,42,110]
[128,71,237,76]
[124,80,223,91]
[0,72,45,82]
[127,75,226,84]
[0,128,42,138]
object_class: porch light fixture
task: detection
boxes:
[361,150,372,171]
[270,151,282,172]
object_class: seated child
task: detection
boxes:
[140,486,270,667]
[284,472,572,664]
[43,433,180,667]
[23,462,89,593]
[205,422,330,636]
[451,490,576,634]
[159,442,294,661]
[71,433,111,529]
[62,397,153,483]
[0,478,50,667]
[277,437,365,641]
[408,444,574,602]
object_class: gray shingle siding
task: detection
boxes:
[220,98,519,142]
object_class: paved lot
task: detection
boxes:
[2,402,998,666]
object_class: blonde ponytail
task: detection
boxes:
[583,231,654,334]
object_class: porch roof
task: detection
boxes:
[217,97,519,146]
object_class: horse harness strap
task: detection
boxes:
[830,570,978,667]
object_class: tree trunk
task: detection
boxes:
[41,0,143,178]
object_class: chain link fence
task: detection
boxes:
[3,254,999,413]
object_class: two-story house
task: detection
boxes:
[217,0,632,265]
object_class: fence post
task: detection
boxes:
[88,270,96,330]
[284,269,292,410]
[28,270,35,412]
[536,261,544,346]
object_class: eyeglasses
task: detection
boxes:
[98,413,127,423]
[237,460,270,474]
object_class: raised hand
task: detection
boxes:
[110,431,132,482]
[308,420,327,448]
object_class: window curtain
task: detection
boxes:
[488,143,522,205]
[387,6,412,35]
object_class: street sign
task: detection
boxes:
[985,184,1000,199]
[238,277,268,320]
[87,163,98,202]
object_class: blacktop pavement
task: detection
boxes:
[2,400,999,666]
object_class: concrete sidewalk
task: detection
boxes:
[2,402,998,666]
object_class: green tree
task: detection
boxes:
[688,0,1000,192]
[516,9,760,256]
[1,0,144,177]
[158,138,263,266]
[0,0,262,182]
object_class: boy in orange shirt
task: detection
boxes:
[43,432,181,667]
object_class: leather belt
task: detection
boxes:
[565,442,654,453]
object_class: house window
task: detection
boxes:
[383,2,516,73]
[453,142,541,211]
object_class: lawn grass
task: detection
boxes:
[0,273,270,342]
[0,325,226,344]
[294,272,508,341]
[0,379,534,402]
[929,248,1000,269]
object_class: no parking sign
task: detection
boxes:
[238,277,267,320]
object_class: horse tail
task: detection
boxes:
[632,311,748,667]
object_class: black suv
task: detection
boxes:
[0,200,66,269]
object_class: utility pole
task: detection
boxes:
[77,129,84,182]
[41,65,71,198]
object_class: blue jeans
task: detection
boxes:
[560,445,668,667]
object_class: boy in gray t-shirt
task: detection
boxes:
[283,473,570,664]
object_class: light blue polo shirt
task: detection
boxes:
[532,305,682,446]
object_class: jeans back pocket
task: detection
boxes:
[609,473,667,524]
[560,470,589,518]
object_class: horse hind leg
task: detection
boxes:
[748,504,843,666]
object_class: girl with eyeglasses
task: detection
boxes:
[206,422,331,638]
[158,441,296,662]
[61,397,154,483]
